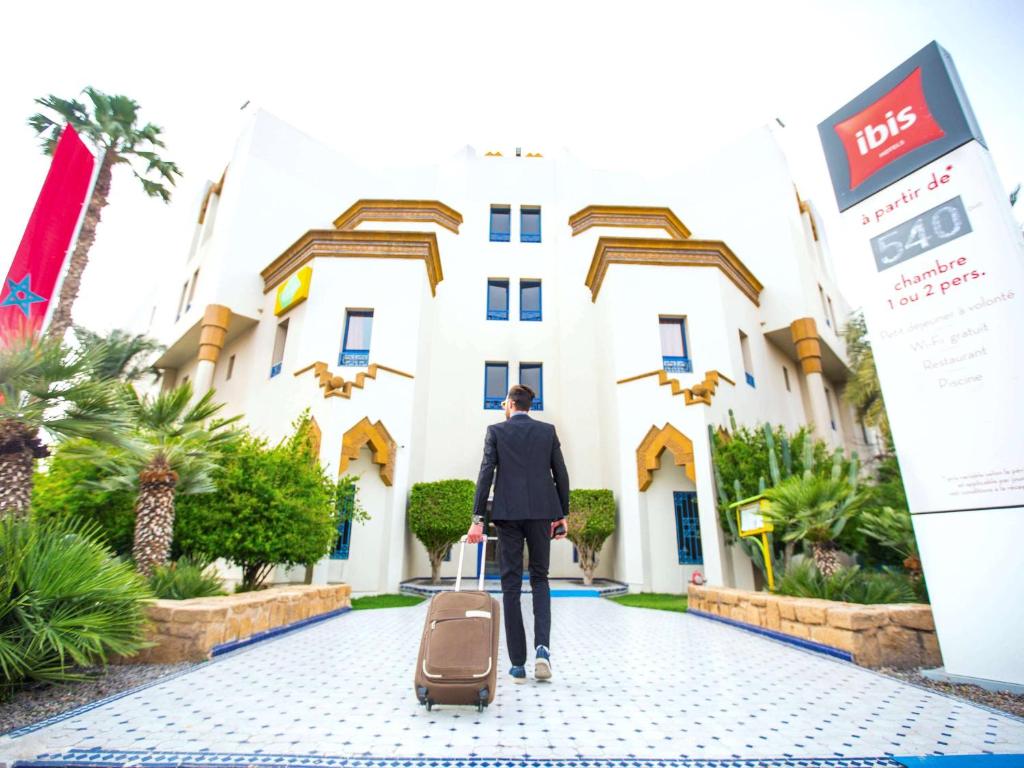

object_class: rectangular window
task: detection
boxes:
[673,491,703,565]
[819,284,831,327]
[659,316,692,373]
[520,206,541,243]
[340,309,373,367]
[739,330,754,387]
[825,386,837,431]
[484,362,508,410]
[186,269,199,313]
[827,295,839,331]
[175,281,189,321]
[520,279,542,321]
[490,205,511,242]
[782,365,791,392]
[271,319,289,378]
[226,354,236,381]
[330,485,355,560]
[487,279,509,321]
[519,362,543,411]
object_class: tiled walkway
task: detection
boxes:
[2,597,1023,768]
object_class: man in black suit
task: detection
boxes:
[467,383,570,683]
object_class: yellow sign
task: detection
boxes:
[274,266,312,316]
[728,493,775,591]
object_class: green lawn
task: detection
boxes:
[350,593,425,610]
[609,593,687,612]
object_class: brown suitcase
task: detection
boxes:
[414,535,500,712]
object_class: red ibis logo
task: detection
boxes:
[833,67,946,189]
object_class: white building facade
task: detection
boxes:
[149,110,874,594]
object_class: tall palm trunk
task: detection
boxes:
[45,151,114,342]
[812,540,841,578]
[0,421,48,519]
[132,457,178,576]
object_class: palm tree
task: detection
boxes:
[859,505,921,577]
[28,88,182,341]
[0,330,126,518]
[842,311,890,448]
[75,384,239,576]
[764,474,865,578]
[74,326,164,383]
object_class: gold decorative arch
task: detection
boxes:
[338,417,397,486]
[636,423,696,491]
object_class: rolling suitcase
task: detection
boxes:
[414,535,500,712]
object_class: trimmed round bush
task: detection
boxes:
[567,489,616,585]
[408,480,474,584]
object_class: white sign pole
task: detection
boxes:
[843,140,1024,687]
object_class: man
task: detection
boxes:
[467,383,570,684]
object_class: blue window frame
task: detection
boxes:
[484,362,508,410]
[487,279,509,321]
[520,280,542,321]
[331,486,356,560]
[739,330,754,388]
[673,491,703,565]
[340,309,373,367]
[572,545,579,563]
[270,319,289,378]
[519,363,543,411]
[659,316,691,373]
[520,206,541,243]
[746,372,756,387]
[490,205,511,242]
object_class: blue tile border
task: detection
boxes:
[1,607,356,740]
[894,757,1024,767]
[687,608,855,662]
[14,748,905,768]
[211,606,351,656]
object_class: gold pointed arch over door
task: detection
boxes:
[338,417,397,486]
[636,423,696,491]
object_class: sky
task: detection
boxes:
[2,0,1022,334]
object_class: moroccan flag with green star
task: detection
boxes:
[1,124,95,336]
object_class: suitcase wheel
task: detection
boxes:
[425,700,434,712]
[416,686,428,706]
[477,687,489,712]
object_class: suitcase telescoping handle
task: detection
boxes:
[455,535,496,592]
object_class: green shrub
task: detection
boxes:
[567,489,616,585]
[0,516,153,699]
[31,440,136,556]
[776,560,919,604]
[408,479,475,584]
[175,416,340,591]
[149,558,225,599]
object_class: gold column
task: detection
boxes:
[198,304,231,364]
[790,317,822,375]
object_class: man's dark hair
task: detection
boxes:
[507,384,535,412]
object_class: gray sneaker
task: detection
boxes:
[534,645,552,681]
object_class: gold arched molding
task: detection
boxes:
[637,423,696,491]
[795,188,820,242]
[307,416,322,458]
[339,417,397,486]
[261,230,443,296]
[294,361,414,399]
[198,167,227,225]
[333,200,464,234]
[585,237,763,306]
[569,205,692,240]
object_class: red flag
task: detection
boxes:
[1,125,96,336]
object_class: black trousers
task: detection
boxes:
[494,519,551,666]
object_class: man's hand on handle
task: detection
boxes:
[467,521,485,544]
[550,518,567,540]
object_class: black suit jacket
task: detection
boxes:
[473,414,570,523]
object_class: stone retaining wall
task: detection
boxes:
[688,585,941,669]
[121,584,352,664]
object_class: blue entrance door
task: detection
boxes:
[673,491,704,565]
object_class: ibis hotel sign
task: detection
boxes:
[819,41,985,212]
[819,42,1024,686]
